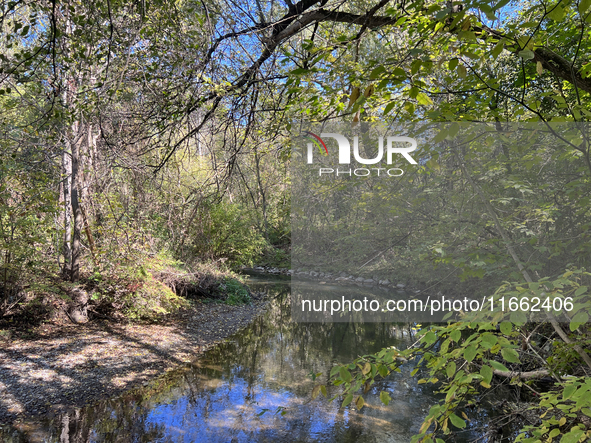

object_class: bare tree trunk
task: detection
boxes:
[62,136,72,276]
[71,121,83,281]
[253,145,269,240]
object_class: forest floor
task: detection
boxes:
[0,299,267,426]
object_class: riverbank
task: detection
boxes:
[0,299,267,426]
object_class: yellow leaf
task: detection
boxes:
[537,61,543,75]
[461,17,471,31]
[419,418,433,434]
[356,395,365,409]
[458,64,467,78]
[311,385,321,400]
[348,87,360,108]
[559,416,567,426]
[362,362,371,375]
[364,84,375,98]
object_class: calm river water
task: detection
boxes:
[1,273,498,442]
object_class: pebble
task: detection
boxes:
[0,301,266,426]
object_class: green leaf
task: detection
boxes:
[501,348,520,363]
[339,367,352,383]
[433,129,449,143]
[500,322,512,335]
[342,394,353,407]
[464,344,478,362]
[510,310,527,324]
[563,383,578,400]
[560,429,584,443]
[489,360,510,372]
[547,5,565,21]
[449,413,466,429]
[384,101,396,115]
[491,41,504,58]
[424,331,437,345]
[290,68,309,75]
[480,365,493,384]
[369,66,386,79]
[481,334,498,349]
[417,92,433,105]
[447,361,456,378]
[493,0,511,10]
[518,49,535,60]
[392,67,407,78]
[574,286,588,297]
[570,311,588,331]
[580,0,591,14]
[380,391,391,406]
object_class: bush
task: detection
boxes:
[183,199,268,267]
[222,277,251,305]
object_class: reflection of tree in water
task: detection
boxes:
[5,279,424,443]
[11,399,168,443]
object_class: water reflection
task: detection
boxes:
[2,274,484,442]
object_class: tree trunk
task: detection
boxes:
[70,122,83,281]
[253,145,269,240]
[62,136,72,276]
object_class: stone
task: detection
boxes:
[396,283,406,289]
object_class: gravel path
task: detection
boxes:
[0,300,266,426]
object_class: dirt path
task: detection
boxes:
[0,300,266,425]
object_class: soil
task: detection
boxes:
[0,299,267,426]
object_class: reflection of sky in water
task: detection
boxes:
[141,375,421,443]
[135,285,433,443]
[3,275,497,442]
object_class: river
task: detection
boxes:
[1,273,499,442]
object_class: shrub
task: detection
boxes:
[222,277,251,305]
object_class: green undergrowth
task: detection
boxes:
[0,251,254,327]
[257,245,291,269]
[221,277,252,305]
